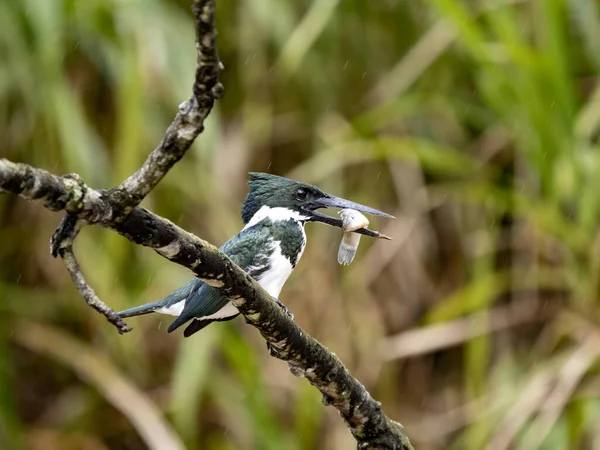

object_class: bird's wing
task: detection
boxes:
[167,223,273,332]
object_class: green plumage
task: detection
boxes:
[167,217,304,334]
[270,219,305,267]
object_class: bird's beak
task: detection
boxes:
[313,194,394,218]
[306,194,394,240]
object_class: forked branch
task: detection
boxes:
[50,214,132,333]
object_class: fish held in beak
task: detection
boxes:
[307,194,394,240]
[337,209,370,265]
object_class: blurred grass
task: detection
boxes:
[2,0,600,449]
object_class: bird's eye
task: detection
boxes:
[295,188,308,200]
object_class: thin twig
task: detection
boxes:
[109,0,223,215]
[0,162,109,221]
[50,214,132,334]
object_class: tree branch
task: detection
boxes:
[0,0,413,448]
[107,0,223,216]
[50,214,132,333]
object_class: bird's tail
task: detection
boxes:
[116,300,162,318]
[117,282,194,318]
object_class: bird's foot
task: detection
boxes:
[273,297,294,320]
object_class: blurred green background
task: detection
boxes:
[2,0,600,448]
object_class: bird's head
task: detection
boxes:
[241,173,393,238]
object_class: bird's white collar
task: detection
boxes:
[243,206,308,230]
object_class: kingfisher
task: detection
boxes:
[116,173,392,337]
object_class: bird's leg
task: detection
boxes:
[272,296,294,320]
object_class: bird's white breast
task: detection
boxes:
[179,206,307,322]
[256,242,296,298]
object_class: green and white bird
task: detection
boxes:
[117,173,392,337]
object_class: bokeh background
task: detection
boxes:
[2,0,600,449]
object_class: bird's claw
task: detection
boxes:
[273,297,294,320]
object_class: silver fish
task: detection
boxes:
[337,209,369,265]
